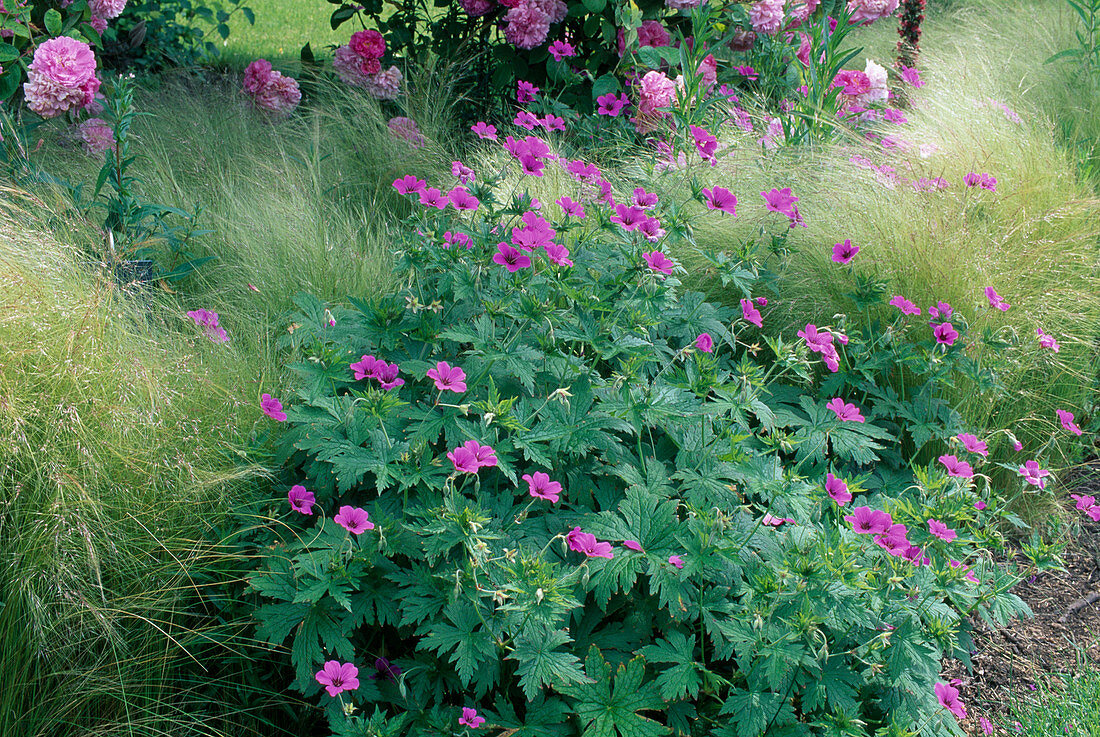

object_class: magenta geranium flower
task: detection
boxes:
[427,361,467,393]
[761,187,799,217]
[444,231,472,250]
[288,485,316,515]
[761,513,795,526]
[632,187,658,209]
[596,92,629,116]
[1071,493,1097,511]
[702,186,737,215]
[449,186,480,211]
[1018,460,1050,489]
[419,187,449,209]
[825,473,852,506]
[516,79,539,103]
[458,707,485,729]
[461,440,497,468]
[933,322,959,346]
[695,333,714,353]
[797,323,834,354]
[642,251,674,275]
[928,519,958,542]
[668,554,685,569]
[875,523,912,556]
[957,433,988,457]
[315,660,360,697]
[827,398,865,423]
[334,505,374,534]
[1037,327,1061,352]
[611,204,647,230]
[985,286,1011,311]
[935,682,967,719]
[260,393,287,421]
[350,355,378,380]
[740,298,763,328]
[513,110,539,130]
[471,121,498,140]
[556,196,585,218]
[375,361,404,391]
[831,239,859,264]
[544,243,574,267]
[974,500,987,510]
[548,39,576,61]
[949,559,980,584]
[844,506,893,535]
[980,716,994,735]
[522,472,562,502]
[898,63,924,88]
[622,540,644,552]
[493,243,533,272]
[889,295,921,316]
[566,526,614,559]
[392,175,426,195]
[938,454,974,478]
[447,445,481,474]
[690,125,718,166]
[928,301,953,321]
[451,160,475,183]
[1056,409,1083,436]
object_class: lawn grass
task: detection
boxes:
[221,0,354,67]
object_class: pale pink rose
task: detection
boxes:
[533,0,567,24]
[253,73,301,114]
[23,37,100,118]
[504,1,551,50]
[459,0,494,15]
[633,70,676,133]
[243,59,274,94]
[788,0,821,25]
[666,0,703,8]
[366,65,403,100]
[388,116,425,148]
[90,0,126,19]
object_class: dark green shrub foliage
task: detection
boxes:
[247,149,1034,736]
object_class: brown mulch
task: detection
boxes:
[943,464,1100,732]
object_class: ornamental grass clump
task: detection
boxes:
[242,132,1077,734]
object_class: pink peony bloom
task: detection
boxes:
[242,59,273,94]
[695,333,714,353]
[1018,460,1050,489]
[642,251,674,275]
[1056,409,1083,436]
[748,0,786,34]
[288,485,316,515]
[847,0,900,25]
[523,472,562,502]
[566,526,614,559]
[827,398,865,423]
[260,394,287,421]
[622,540,644,552]
[1036,327,1061,352]
[957,433,989,457]
[889,295,921,316]
[702,186,737,215]
[633,70,676,133]
[493,242,533,272]
[741,299,763,328]
[985,286,1011,311]
[844,506,893,535]
[427,361,467,393]
[832,239,859,264]
[939,454,974,478]
[459,707,485,729]
[825,472,852,505]
[504,0,551,50]
[315,661,360,697]
[459,0,495,16]
[91,0,127,19]
[933,322,959,346]
[349,29,385,60]
[668,554,685,569]
[617,19,671,55]
[24,37,100,118]
[928,519,958,542]
[388,117,425,148]
[334,505,374,534]
[471,121,498,140]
